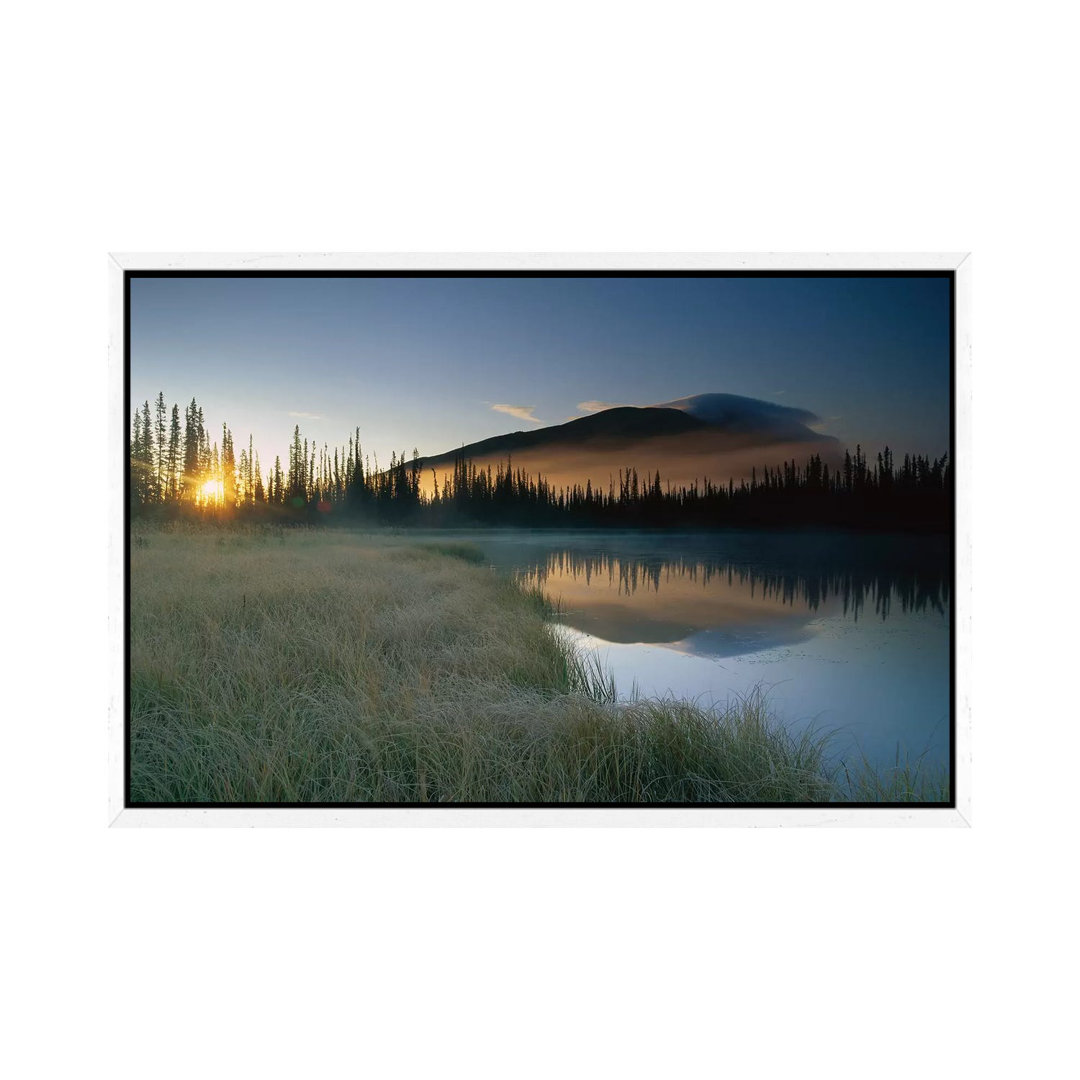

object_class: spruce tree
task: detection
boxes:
[182,398,200,501]
[167,403,181,501]
[222,424,236,508]
[154,392,167,501]
[140,401,154,502]
[131,409,143,506]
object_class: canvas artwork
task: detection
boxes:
[121,259,959,818]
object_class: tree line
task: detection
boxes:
[517,542,950,621]
[131,394,952,531]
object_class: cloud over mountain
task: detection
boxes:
[655,393,823,437]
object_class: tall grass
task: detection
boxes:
[129,525,947,804]
[835,746,951,803]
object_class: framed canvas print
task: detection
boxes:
[108,253,971,826]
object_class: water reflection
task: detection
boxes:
[527,547,948,618]
[456,530,951,773]
[475,532,949,660]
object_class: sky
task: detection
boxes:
[129,274,951,474]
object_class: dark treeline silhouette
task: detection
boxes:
[131,394,952,532]
[512,543,950,622]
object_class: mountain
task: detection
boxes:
[413,393,841,494]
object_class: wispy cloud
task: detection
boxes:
[576,400,624,413]
[288,410,324,421]
[491,403,543,424]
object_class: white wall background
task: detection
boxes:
[3,2,1076,1078]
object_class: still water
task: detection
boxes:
[460,530,951,774]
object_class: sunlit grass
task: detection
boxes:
[129,524,948,804]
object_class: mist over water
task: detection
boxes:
[451,529,951,774]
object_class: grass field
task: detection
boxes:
[129,524,948,804]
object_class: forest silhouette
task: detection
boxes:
[129,394,952,532]
[515,542,949,620]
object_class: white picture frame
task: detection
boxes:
[109,252,971,827]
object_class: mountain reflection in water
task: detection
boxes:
[473,532,950,660]
[453,530,951,772]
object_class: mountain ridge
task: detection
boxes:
[410,393,841,492]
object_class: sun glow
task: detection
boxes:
[200,479,224,504]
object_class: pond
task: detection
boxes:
[458,529,951,776]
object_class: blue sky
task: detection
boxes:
[130,274,951,472]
